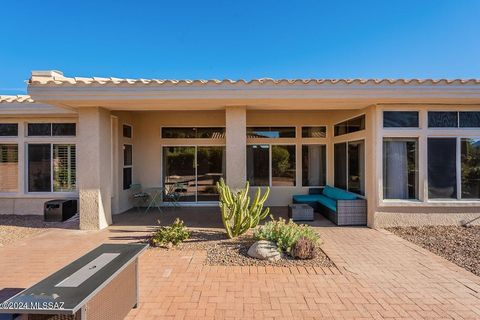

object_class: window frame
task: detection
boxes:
[247,143,297,188]
[26,143,77,194]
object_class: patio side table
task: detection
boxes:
[288,204,314,221]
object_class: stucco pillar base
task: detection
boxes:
[79,189,111,230]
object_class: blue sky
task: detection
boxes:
[1,0,479,94]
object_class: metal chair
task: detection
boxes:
[163,183,182,208]
[129,184,150,212]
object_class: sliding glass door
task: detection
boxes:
[162,146,225,202]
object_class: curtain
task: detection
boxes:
[308,145,321,186]
[384,141,408,199]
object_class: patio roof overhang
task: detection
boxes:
[27,71,480,111]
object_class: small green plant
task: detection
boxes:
[151,218,190,247]
[216,178,270,239]
[254,217,321,255]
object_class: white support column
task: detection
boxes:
[77,107,112,230]
[225,106,247,189]
[365,105,378,227]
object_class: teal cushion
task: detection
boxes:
[323,185,357,200]
[293,194,325,203]
[316,194,337,212]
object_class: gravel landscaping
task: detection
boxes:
[150,228,335,267]
[0,215,78,247]
[387,225,480,277]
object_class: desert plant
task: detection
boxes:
[254,217,321,255]
[291,236,316,259]
[216,178,270,239]
[151,218,190,247]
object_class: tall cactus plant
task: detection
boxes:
[216,178,270,239]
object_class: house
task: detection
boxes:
[1,70,479,229]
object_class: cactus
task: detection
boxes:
[216,178,270,239]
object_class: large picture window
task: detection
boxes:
[247,144,295,186]
[334,141,365,195]
[0,144,18,192]
[28,144,76,192]
[302,145,326,186]
[428,138,457,199]
[383,139,418,199]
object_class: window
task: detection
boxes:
[0,124,18,136]
[428,138,457,199]
[123,124,132,138]
[383,111,419,128]
[28,144,51,192]
[383,139,418,199]
[247,144,296,186]
[53,145,76,192]
[162,127,225,139]
[0,144,18,192]
[461,138,480,199]
[27,144,76,192]
[334,115,365,136]
[334,141,365,195]
[302,145,326,186]
[428,112,458,128]
[247,145,270,186]
[459,112,480,128]
[28,123,76,136]
[123,144,133,190]
[302,126,326,138]
[247,127,295,138]
[271,145,295,186]
[348,141,365,195]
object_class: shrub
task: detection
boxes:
[254,217,321,255]
[151,218,190,247]
[217,178,270,238]
[291,237,316,259]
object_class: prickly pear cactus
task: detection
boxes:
[216,178,270,238]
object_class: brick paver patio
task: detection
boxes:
[0,211,479,319]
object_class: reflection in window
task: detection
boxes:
[383,139,418,199]
[334,143,347,189]
[162,146,196,201]
[302,145,326,186]
[348,141,365,195]
[123,144,133,190]
[272,145,295,186]
[461,138,480,199]
[247,127,295,138]
[301,126,326,138]
[0,144,18,192]
[197,146,226,201]
[53,145,76,192]
[428,138,457,199]
[383,111,419,128]
[246,145,270,186]
[428,112,458,128]
[28,123,76,136]
[459,112,480,128]
[334,115,365,136]
[0,124,18,136]
[162,127,225,139]
[28,144,52,192]
[52,123,76,136]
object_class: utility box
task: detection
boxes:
[44,199,78,222]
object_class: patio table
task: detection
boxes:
[0,243,147,320]
[143,187,163,213]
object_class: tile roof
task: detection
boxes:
[0,95,34,103]
[29,71,480,87]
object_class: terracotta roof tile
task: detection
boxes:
[0,95,34,103]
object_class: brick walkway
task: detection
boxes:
[0,222,479,319]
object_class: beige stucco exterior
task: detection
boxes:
[1,71,480,229]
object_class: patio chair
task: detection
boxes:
[163,183,182,208]
[129,184,150,212]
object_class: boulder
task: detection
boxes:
[247,240,281,262]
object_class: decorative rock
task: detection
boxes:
[247,240,281,262]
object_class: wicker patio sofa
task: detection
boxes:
[293,185,367,226]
